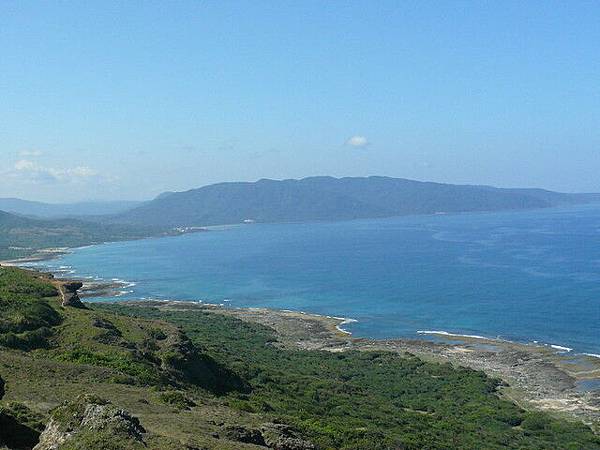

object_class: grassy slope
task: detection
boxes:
[0,267,598,450]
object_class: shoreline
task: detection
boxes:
[0,227,210,267]
[5,242,597,362]
[7,262,600,429]
[17,251,596,360]
[121,298,599,430]
[0,246,73,265]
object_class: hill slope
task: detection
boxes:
[0,198,143,218]
[1,267,598,449]
[0,210,163,260]
[109,176,600,227]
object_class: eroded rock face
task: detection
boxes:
[33,395,146,450]
[60,281,86,309]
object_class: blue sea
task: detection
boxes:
[34,204,600,355]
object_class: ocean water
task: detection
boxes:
[36,204,600,355]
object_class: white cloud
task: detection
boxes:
[14,159,37,171]
[6,159,101,184]
[346,135,369,148]
[18,149,43,157]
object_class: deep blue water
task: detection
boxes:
[34,205,600,355]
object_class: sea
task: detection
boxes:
[29,204,600,356]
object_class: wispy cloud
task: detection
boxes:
[345,135,369,148]
[5,159,104,185]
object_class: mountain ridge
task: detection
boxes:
[0,198,143,219]
[107,176,600,227]
[0,209,165,260]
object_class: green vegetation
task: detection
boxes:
[0,267,61,350]
[0,266,598,450]
[103,304,600,450]
[0,210,165,260]
[157,390,196,409]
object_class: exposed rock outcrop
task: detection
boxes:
[220,423,316,450]
[261,423,316,450]
[59,281,86,309]
[222,425,266,446]
[33,395,146,450]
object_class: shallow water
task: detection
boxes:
[576,379,600,392]
[34,204,600,354]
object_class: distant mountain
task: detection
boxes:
[154,191,176,200]
[0,210,163,260]
[0,198,144,219]
[107,176,600,228]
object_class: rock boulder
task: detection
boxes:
[34,395,146,450]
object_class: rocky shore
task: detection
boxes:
[6,265,600,432]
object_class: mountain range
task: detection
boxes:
[2,176,599,259]
[0,198,143,218]
[106,176,600,227]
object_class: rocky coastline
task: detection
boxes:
[124,299,600,431]
[6,266,600,432]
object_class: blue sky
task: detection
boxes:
[1,1,599,202]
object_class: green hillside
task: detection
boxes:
[0,210,164,260]
[0,267,598,449]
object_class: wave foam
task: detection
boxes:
[549,344,573,352]
[416,330,490,340]
[336,318,358,335]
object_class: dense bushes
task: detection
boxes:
[56,347,162,385]
[0,267,62,350]
[102,304,600,450]
[0,326,55,350]
[1,268,597,450]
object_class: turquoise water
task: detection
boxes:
[35,205,600,355]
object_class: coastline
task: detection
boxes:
[0,227,209,267]
[0,246,72,265]
[14,247,595,358]
[0,248,140,299]
[124,298,599,430]
[8,260,600,430]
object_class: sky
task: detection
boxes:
[1,1,599,202]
